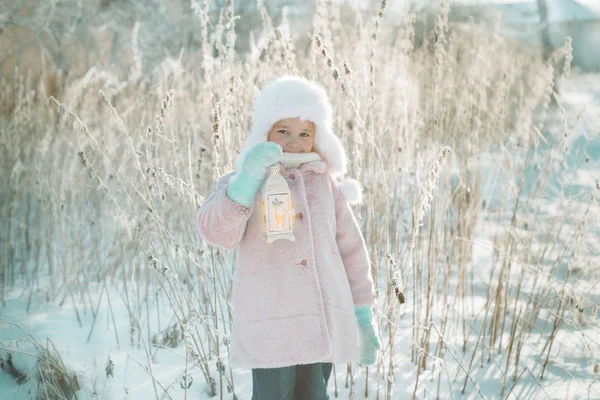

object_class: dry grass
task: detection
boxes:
[1,1,598,399]
[0,319,80,399]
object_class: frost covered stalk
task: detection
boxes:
[212,105,221,181]
[416,147,452,226]
[392,146,451,303]
[411,146,451,392]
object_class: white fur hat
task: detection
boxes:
[235,75,347,177]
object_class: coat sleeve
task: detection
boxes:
[332,179,375,307]
[197,172,254,249]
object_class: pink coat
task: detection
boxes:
[197,159,375,369]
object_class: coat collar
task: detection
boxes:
[278,160,327,175]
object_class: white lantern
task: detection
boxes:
[263,165,295,243]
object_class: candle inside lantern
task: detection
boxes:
[263,165,295,243]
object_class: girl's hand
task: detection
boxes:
[355,305,381,366]
[227,142,283,207]
[243,142,283,180]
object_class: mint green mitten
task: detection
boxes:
[355,305,381,366]
[226,142,283,207]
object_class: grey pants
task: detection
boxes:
[252,362,333,400]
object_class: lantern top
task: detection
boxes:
[269,165,280,175]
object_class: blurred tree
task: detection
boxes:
[536,0,552,61]
[536,0,561,97]
[0,0,315,87]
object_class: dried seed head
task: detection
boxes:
[216,360,226,374]
[343,60,352,76]
[314,35,322,48]
[416,146,452,224]
[385,252,397,266]
[391,270,406,305]
[563,37,573,76]
[105,357,114,378]
[180,374,193,389]
[594,363,599,378]
[395,288,406,305]
[212,107,220,134]
[77,151,87,167]
[188,347,200,363]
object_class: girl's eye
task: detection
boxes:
[300,132,311,137]
[278,130,289,135]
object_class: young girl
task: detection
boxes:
[197,75,380,399]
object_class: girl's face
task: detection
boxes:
[267,118,315,153]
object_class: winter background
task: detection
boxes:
[0,0,599,399]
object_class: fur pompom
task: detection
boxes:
[339,178,363,205]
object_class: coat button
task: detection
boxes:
[289,173,295,180]
[297,259,307,266]
[295,212,303,219]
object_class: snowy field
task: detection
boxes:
[1,1,600,399]
[4,75,599,399]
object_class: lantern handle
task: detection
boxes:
[268,164,280,175]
